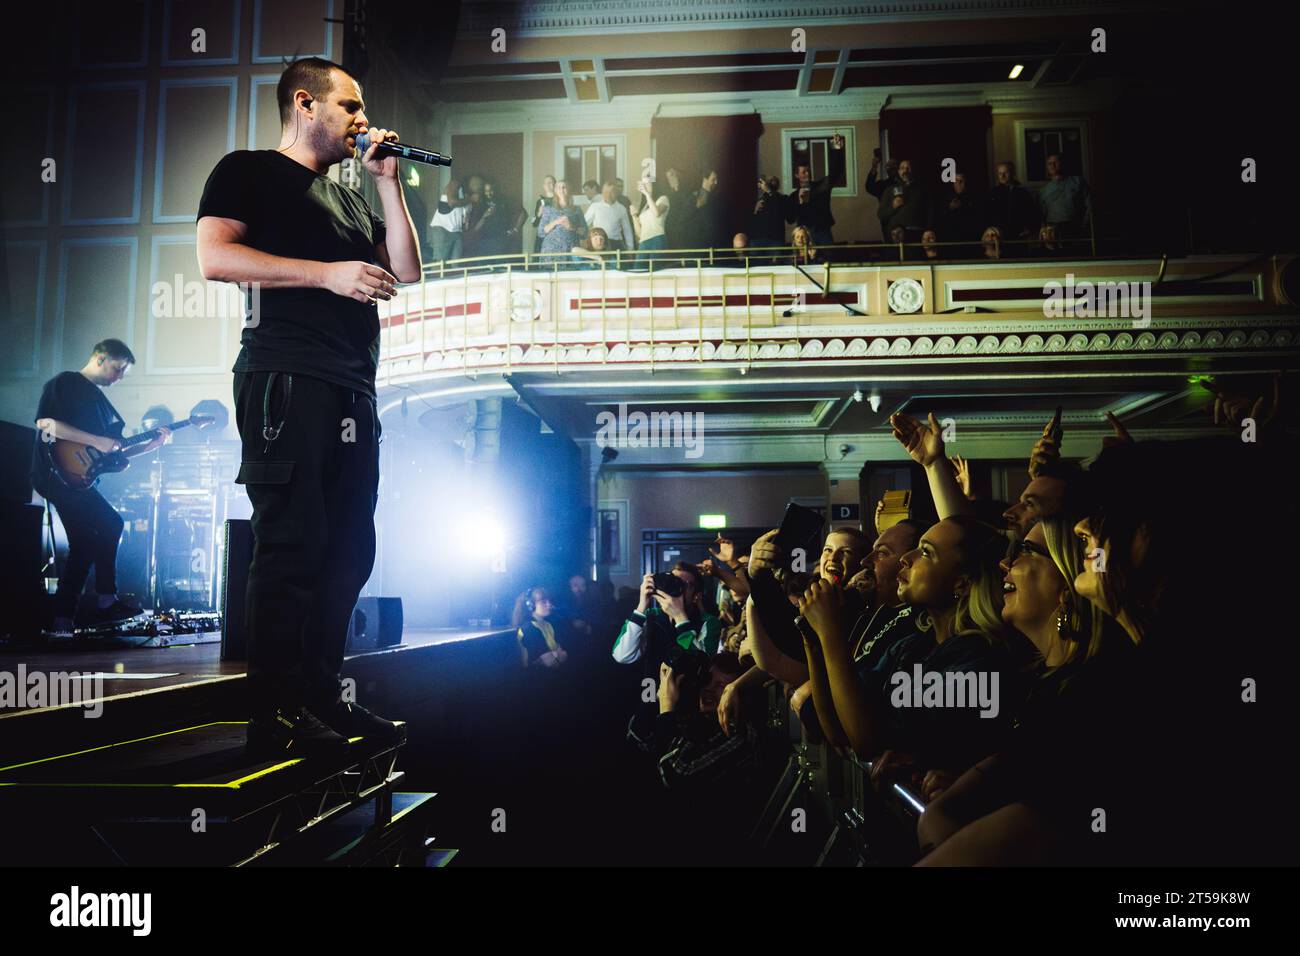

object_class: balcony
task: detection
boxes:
[377,244,1299,393]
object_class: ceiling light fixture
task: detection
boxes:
[1009,64,1024,79]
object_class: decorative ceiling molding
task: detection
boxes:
[458,1,1140,38]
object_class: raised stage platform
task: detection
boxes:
[0,627,516,866]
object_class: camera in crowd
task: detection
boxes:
[652,571,685,597]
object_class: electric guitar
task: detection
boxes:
[43,414,215,491]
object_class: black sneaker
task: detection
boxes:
[315,699,406,746]
[87,599,144,624]
[246,706,352,761]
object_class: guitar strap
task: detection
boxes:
[261,372,293,454]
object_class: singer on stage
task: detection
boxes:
[196,57,421,758]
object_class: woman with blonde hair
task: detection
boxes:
[799,516,1025,776]
[980,225,1002,259]
[791,225,825,266]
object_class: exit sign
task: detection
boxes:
[698,514,727,529]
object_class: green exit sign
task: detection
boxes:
[698,514,727,529]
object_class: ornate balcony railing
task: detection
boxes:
[376,244,1298,389]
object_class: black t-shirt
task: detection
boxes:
[860,630,1021,773]
[31,371,126,488]
[196,150,387,395]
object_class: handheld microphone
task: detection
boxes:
[355,132,453,167]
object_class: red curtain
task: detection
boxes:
[650,113,764,241]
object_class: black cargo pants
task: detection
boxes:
[233,370,381,715]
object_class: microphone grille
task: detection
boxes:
[354,131,371,153]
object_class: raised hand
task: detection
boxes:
[636,572,656,613]
[797,578,844,643]
[1203,375,1281,427]
[653,587,688,625]
[1028,413,1062,476]
[709,533,736,565]
[890,412,946,468]
[747,529,782,575]
[1101,410,1134,449]
[950,454,973,499]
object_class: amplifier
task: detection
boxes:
[347,597,404,652]
[219,518,253,660]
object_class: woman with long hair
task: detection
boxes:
[799,516,1023,775]
[512,586,568,669]
[538,180,586,263]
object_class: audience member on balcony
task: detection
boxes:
[980,226,1003,259]
[984,162,1037,251]
[791,225,827,266]
[864,152,895,199]
[512,586,569,669]
[429,177,468,266]
[750,175,786,249]
[475,178,526,258]
[632,179,670,259]
[658,167,687,250]
[583,180,636,253]
[799,516,1022,776]
[1035,223,1065,258]
[531,174,556,254]
[718,232,754,267]
[574,179,600,211]
[538,179,587,261]
[786,133,845,246]
[680,169,724,256]
[571,227,611,269]
[1037,153,1092,242]
[613,177,634,221]
[460,178,520,261]
[938,173,981,247]
[872,158,931,242]
[921,229,942,260]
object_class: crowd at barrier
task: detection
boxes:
[419,146,1097,279]
[523,375,1289,866]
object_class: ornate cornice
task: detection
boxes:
[459,1,1137,37]
[379,322,1297,387]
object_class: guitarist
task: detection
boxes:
[32,339,171,638]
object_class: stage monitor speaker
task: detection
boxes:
[220,518,253,660]
[0,420,36,505]
[0,502,46,637]
[348,596,403,651]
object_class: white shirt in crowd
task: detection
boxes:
[638,197,669,242]
[583,198,635,245]
[430,195,468,232]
